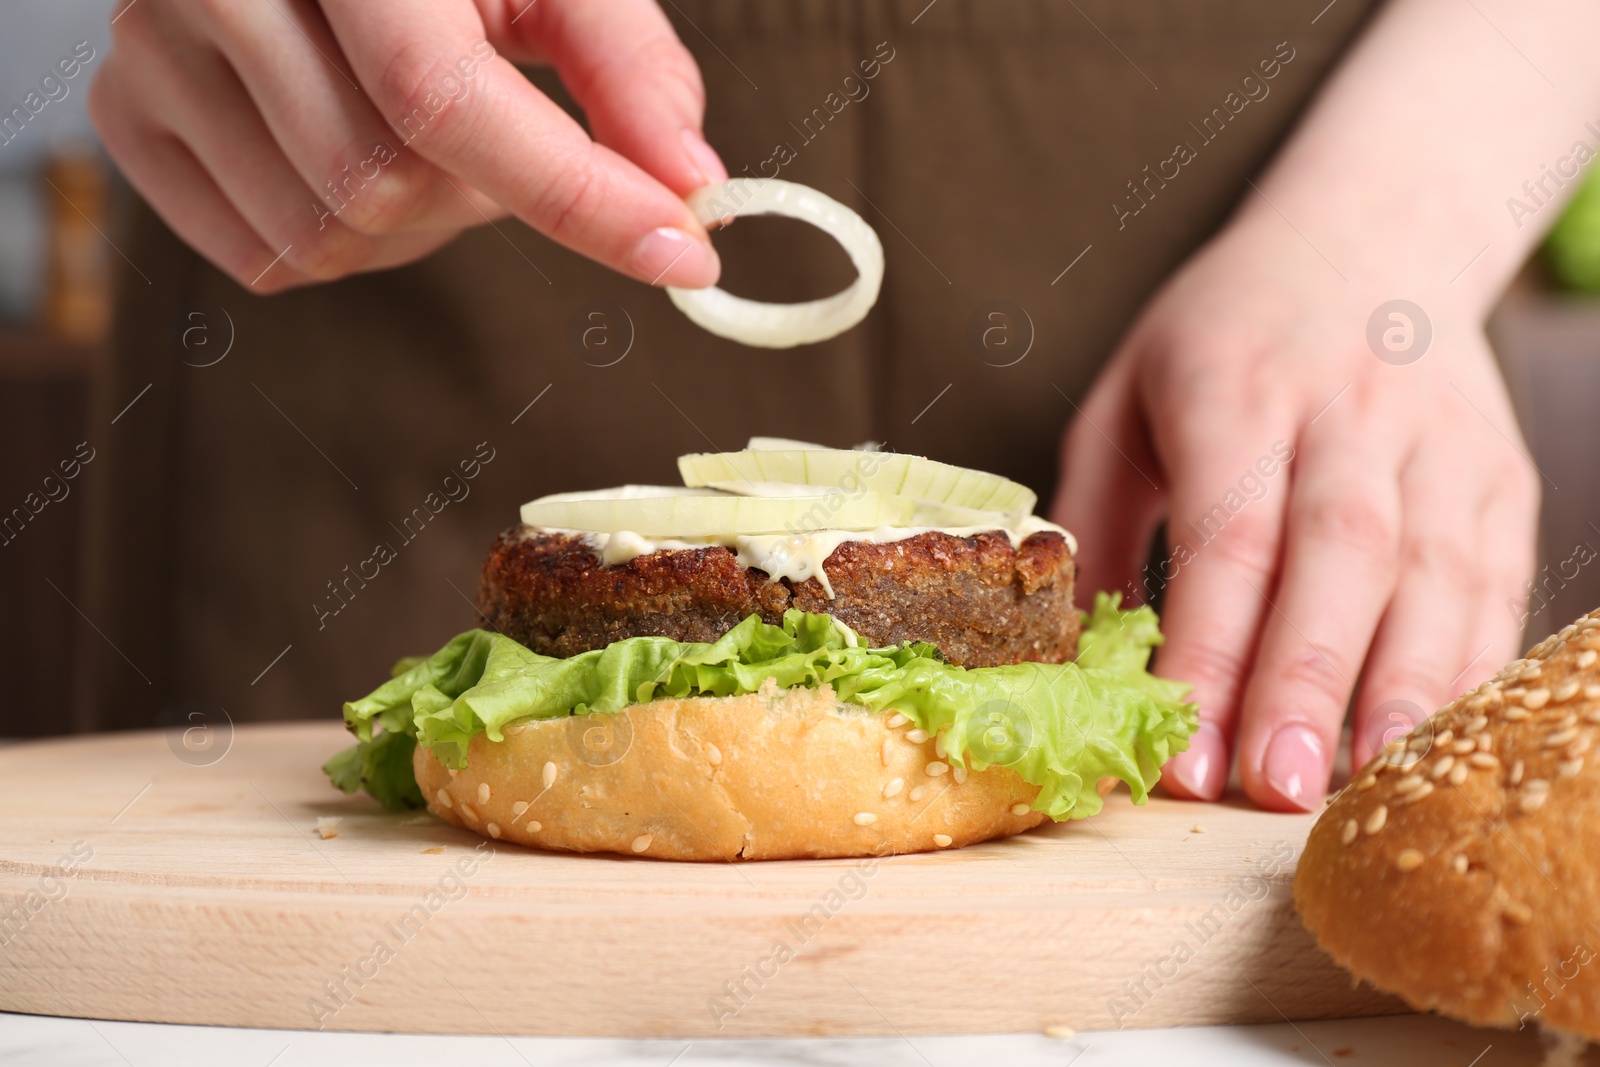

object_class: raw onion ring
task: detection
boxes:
[666,178,884,349]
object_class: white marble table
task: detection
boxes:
[0,1011,1564,1066]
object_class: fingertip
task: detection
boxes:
[627,226,720,288]
[680,128,728,186]
[1163,720,1228,801]
[1350,695,1429,770]
[1250,721,1330,812]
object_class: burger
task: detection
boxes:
[325,439,1196,861]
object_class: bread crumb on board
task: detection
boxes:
[1191,824,1206,834]
[1044,1024,1076,1040]
[315,817,341,840]
[421,846,445,855]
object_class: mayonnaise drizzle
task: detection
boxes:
[537,515,1074,599]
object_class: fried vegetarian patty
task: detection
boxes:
[476,526,1078,668]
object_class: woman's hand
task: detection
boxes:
[1050,0,1600,810]
[90,0,725,292]
[1053,206,1539,811]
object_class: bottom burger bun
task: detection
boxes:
[1294,608,1600,1043]
[413,680,1047,861]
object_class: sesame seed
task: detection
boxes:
[486,822,501,839]
[447,768,459,778]
[884,777,905,798]
[477,783,491,805]
[1567,734,1594,758]
[1044,1025,1076,1040]
[705,743,723,766]
[1396,848,1424,872]
[1364,806,1388,834]
[933,833,953,847]
[952,765,968,785]
[435,789,453,809]
[853,812,878,826]
[1587,684,1600,700]
[1556,713,1580,729]
[542,761,558,789]
[1356,775,1378,791]
[1449,762,1470,786]
[886,712,909,728]
[1506,900,1534,924]
[1341,819,1358,845]
[1524,688,1553,710]
[1434,729,1455,747]
[631,834,653,852]
[1011,803,1031,816]
[459,803,478,821]
[1525,777,1551,794]
[1452,854,1468,875]
[1520,665,1544,682]
[1451,739,1477,755]
[1430,756,1455,780]
[1546,728,1578,748]
[1385,748,1421,770]
[1555,679,1584,703]
[925,761,950,777]
[1519,790,1549,814]
[909,785,928,802]
[1477,733,1494,752]
[1504,706,1531,722]
[882,737,894,766]
[1399,781,1435,804]
[1468,752,1499,768]
[1581,649,1600,667]
[935,734,949,759]
[906,729,929,744]
[512,801,529,816]
[1465,715,1489,735]
[1407,734,1431,752]
[1506,687,1527,704]
[1394,774,1425,794]
[527,820,541,832]
[1509,759,1525,785]
[1585,711,1600,727]
[1559,758,1584,779]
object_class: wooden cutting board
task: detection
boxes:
[0,722,1400,1036]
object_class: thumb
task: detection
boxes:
[521,0,728,196]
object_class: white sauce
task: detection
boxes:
[541,515,1074,599]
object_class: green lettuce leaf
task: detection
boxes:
[326,593,1196,821]
[322,727,425,811]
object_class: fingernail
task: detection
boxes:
[681,128,728,185]
[1167,721,1227,800]
[628,227,719,288]
[1263,723,1328,811]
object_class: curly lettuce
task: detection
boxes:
[324,594,1195,821]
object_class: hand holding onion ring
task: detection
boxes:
[666,179,885,349]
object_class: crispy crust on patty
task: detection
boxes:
[476,526,1077,668]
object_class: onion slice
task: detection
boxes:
[666,178,884,349]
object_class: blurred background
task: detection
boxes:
[4,1,1600,736]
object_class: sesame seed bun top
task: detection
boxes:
[1294,609,1600,1040]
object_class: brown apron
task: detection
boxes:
[79,0,1381,732]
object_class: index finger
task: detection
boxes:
[1151,413,1297,801]
[319,0,719,287]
